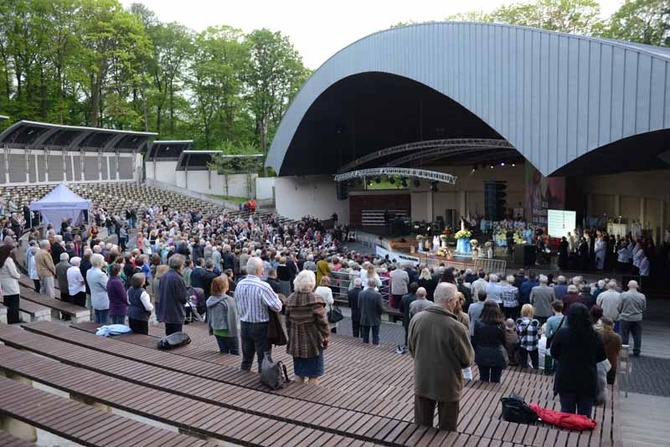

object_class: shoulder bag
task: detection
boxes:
[327,304,344,323]
[260,352,290,390]
[546,316,565,349]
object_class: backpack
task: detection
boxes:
[156,331,191,350]
[260,353,289,390]
[500,394,538,424]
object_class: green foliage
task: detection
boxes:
[603,0,670,46]
[0,0,308,161]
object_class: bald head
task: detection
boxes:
[416,287,427,299]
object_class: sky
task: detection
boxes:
[122,0,625,69]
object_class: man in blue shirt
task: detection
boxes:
[519,272,538,306]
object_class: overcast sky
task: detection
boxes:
[122,0,625,69]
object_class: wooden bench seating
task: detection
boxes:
[17,321,619,447]
[17,299,50,323]
[18,281,89,322]
[0,430,37,447]
[0,337,386,447]
[0,374,219,447]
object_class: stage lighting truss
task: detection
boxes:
[334,167,457,185]
[338,138,513,173]
[385,146,516,167]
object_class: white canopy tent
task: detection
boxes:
[29,183,91,227]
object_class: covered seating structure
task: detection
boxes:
[29,183,91,227]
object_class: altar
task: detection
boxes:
[456,238,472,254]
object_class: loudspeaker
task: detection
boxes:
[336,181,348,200]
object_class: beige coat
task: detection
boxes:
[35,249,56,278]
[408,306,474,403]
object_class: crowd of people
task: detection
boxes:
[0,204,648,433]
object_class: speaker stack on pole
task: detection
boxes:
[484,181,507,221]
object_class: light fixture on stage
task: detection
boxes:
[413,178,421,187]
[500,162,505,167]
[512,163,516,167]
[430,181,438,192]
[375,177,382,183]
[490,164,494,169]
[472,164,478,172]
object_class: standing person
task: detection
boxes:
[409,287,433,319]
[127,273,154,334]
[544,300,565,340]
[390,264,410,309]
[206,275,239,354]
[500,275,520,320]
[55,253,71,302]
[516,304,540,369]
[0,242,21,324]
[358,277,383,345]
[551,303,607,417]
[107,264,128,324]
[519,272,538,306]
[467,290,487,344]
[600,317,622,384]
[408,282,474,431]
[35,240,56,299]
[619,280,646,357]
[473,301,507,383]
[285,270,330,385]
[87,254,109,325]
[25,241,40,292]
[157,254,188,336]
[315,254,331,286]
[399,282,419,352]
[235,257,283,372]
[67,257,86,307]
[530,275,555,325]
[417,268,437,301]
[201,259,219,300]
[347,277,363,338]
[597,281,622,333]
[315,276,336,333]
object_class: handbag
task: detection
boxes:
[546,316,565,349]
[500,394,538,425]
[327,304,344,324]
[260,352,290,390]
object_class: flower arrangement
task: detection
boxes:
[470,239,479,248]
[485,241,492,248]
[439,234,448,242]
[415,234,424,241]
[513,233,526,245]
[436,248,452,258]
[454,229,472,240]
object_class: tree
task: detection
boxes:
[187,26,249,149]
[605,0,670,46]
[209,141,262,196]
[244,29,308,158]
[447,0,604,35]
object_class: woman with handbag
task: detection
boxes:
[285,270,330,385]
[473,301,508,383]
[315,276,338,333]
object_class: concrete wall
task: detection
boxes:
[256,177,275,200]
[145,160,178,185]
[174,170,256,198]
[410,164,526,222]
[275,175,350,224]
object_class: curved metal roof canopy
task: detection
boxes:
[267,22,670,177]
[147,140,193,161]
[0,120,157,152]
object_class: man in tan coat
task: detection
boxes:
[408,282,474,431]
[35,240,56,299]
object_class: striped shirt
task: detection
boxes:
[235,275,283,323]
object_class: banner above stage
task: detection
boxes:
[525,164,565,228]
[374,245,421,266]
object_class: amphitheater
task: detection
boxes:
[0,117,633,447]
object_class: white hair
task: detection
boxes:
[353,277,362,287]
[416,287,427,298]
[293,270,316,293]
[489,274,499,283]
[69,257,81,267]
[246,256,263,276]
[557,275,567,284]
[538,274,548,283]
[597,280,606,289]
[506,275,515,284]
[306,254,314,261]
[90,253,105,268]
[607,280,617,290]
[434,282,458,305]
[60,253,70,261]
[567,284,579,293]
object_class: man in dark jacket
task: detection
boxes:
[190,258,205,288]
[358,278,383,345]
[201,259,219,300]
[519,272,538,306]
[347,277,363,338]
[157,254,188,335]
[399,282,419,351]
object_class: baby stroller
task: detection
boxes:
[184,287,205,323]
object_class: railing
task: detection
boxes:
[330,270,391,305]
